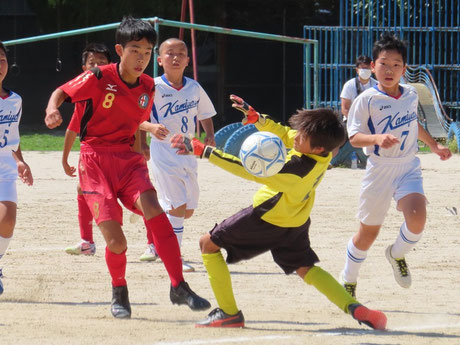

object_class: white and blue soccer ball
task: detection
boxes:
[239,131,287,177]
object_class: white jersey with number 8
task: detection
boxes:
[150,75,216,143]
[347,84,419,158]
[148,75,216,211]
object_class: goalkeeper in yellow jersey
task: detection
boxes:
[171,95,387,330]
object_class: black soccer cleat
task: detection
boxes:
[170,281,211,311]
[348,303,387,330]
[111,285,131,319]
[195,308,245,328]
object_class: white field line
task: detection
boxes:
[392,323,460,332]
[153,322,460,345]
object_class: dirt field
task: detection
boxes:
[1,151,460,345]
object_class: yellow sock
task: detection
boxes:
[304,266,359,313]
[202,252,239,315]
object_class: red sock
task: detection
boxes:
[145,213,183,287]
[145,221,154,245]
[105,247,127,287]
[78,194,93,243]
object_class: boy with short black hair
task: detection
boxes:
[139,38,216,271]
[0,41,34,295]
[340,32,451,298]
[171,95,387,330]
[62,42,111,256]
[45,16,210,319]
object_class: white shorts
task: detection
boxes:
[0,152,18,203]
[358,154,424,226]
[149,141,199,211]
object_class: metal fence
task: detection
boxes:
[304,0,460,121]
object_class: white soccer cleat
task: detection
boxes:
[182,259,195,273]
[385,245,411,288]
[65,240,96,255]
[139,244,159,262]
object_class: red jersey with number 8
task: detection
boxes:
[60,63,154,147]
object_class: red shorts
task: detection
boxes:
[78,144,154,225]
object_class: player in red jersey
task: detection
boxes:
[44,16,210,319]
[62,43,111,256]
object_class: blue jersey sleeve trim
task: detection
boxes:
[367,116,380,156]
[152,104,159,123]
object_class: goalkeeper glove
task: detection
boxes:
[230,94,265,125]
[170,134,206,157]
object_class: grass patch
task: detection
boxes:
[20,133,80,151]
[417,141,431,153]
[19,132,446,152]
[20,131,208,151]
[448,137,458,154]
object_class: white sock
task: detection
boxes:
[391,222,422,259]
[167,214,184,247]
[343,238,367,283]
[0,235,12,261]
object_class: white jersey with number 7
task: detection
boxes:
[347,84,419,158]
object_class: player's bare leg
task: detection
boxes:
[0,201,16,295]
[0,201,16,239]
[386,193,426,288]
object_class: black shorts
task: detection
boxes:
[209,206,319,274]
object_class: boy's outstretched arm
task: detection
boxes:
[349,132,399,149]
[12,145,33,186]
[417,123,452,160]
[200,118,215,146]
[170,135,206,157]
[230,94,265,126]
[45,88,68,129]
[170,133,300,192]
[139,129,150,161]
[140,121,169,140]
[62,129,78,177]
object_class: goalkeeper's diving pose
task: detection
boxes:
[170,94,388,330]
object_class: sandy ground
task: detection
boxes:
[1,151,460,345]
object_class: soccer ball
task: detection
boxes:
[239,131,287,177]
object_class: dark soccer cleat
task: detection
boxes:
[170,281,211,311]
[111,285,131,319]
[348,303,387,330]
[195,308,245,328]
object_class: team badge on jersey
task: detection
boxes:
[138,93,150,109]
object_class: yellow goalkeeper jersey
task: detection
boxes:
[204,118,331,228]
